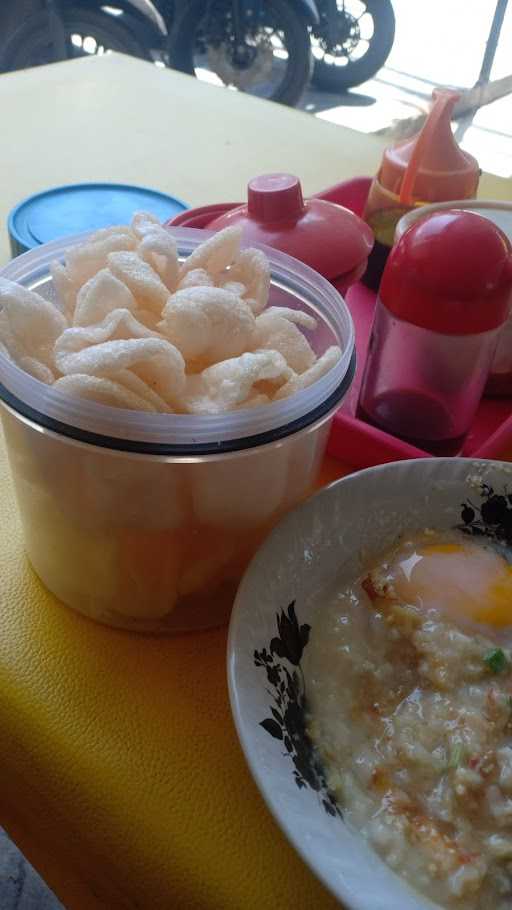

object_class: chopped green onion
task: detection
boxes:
[447,744,464,769]
[484,648,509,674]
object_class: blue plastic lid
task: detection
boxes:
[8,183,188,257]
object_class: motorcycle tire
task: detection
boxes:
[169,0,312,106]
[312,0,395,92]
[1,6,151,72]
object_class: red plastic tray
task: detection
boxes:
[167,179,512,467]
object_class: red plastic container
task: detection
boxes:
[168,174,373,295]
[362,89,480,290]
[333,279,512,468]
[208,173,373,294]
[358,210,512,454]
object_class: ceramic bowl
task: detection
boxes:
[228,457,512,909]
[395,199,512,243]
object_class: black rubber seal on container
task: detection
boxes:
[0,350,355,457]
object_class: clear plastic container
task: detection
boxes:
[0,227,355,633]
[395,200,512,396]
[358,210,512,456]
[357,302,501,454]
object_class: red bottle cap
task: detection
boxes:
[247,173,305,221]
[380,209,512,335]
[209,173,374,283]
[379,90,480,203]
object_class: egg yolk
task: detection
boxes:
[389,539,512,628]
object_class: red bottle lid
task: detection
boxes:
[379,90,480,204]
[208,173,374,281]
[380,209,512,335]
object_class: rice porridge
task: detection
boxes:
[304,531,512,908]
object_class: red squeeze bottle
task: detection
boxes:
[362,89,480,290]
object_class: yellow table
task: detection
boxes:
[0,54,510,910]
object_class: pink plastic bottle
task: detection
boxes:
[358,210,512,455]
[363,89,480,290]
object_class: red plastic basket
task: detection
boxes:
[166,179,512,468]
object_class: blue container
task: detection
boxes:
[8,183,188,257]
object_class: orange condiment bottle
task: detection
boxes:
[363,88,480,290]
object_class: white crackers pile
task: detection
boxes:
[0,213,341,415]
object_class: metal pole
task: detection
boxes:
[455,0,509,141]
[478,0,508,85]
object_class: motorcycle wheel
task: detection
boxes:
[311,0,395,92]
[169,0,312,107]
[1,6,151,72]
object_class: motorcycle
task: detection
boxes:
[310,0,395,92]
[167,0,317,106]
[1,0,396,105]
[1,0,318,106]
[0,0,156,72]
[167,0,394,105]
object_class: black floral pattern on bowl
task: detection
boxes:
[254,601,341,819]
[459,482,512,545]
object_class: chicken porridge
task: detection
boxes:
[304,531,512,909]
